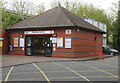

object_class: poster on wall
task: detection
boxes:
[57,37,63,48]
[14,38,18,47]
[52,38,57,43]
[65,37,71,48]
[20,38,24,47]
[0,41,3,47]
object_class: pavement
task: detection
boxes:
[1,54,116,68]
[2,56,119,82]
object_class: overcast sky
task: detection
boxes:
[4,0,118,13]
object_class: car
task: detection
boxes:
[102,46,119,55]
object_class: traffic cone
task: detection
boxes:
[99,49,102,59]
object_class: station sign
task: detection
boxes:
[24,30,54,35]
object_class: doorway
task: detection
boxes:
[25,35,52,57]
[33,37,45,56]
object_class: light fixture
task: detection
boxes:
[20,34,23,38]
[95,36,97,41]
[53,33,57,37]
[77,29,79,31]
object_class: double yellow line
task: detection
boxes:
[32,63,51,83]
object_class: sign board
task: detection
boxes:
[53,44,56,47]
[14,38,18,47]
[65,37,71,48]
[53,48,56,51]
[9,45,12,51]
[0,41,3,47]
[0,38,4,41]
[22,47,24,51]
[57,37,63,48]
[52,38,57,43]
[20,38,24,47]
[24,30,54,35]
[66,29,71,34]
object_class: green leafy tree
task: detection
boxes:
[2,9,23,28]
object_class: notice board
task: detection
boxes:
[14,38,18,47]
[20,38,24,47]
[65,37,71,48]
[0,41,3,47]
[57,37,63,48]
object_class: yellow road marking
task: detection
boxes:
[52,62,92,83]
[4,66,14,81]
[73,62,119,78]
[32,63,51,83]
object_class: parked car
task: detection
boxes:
[102,46,119,55]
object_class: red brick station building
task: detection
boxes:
[0,6,105,58]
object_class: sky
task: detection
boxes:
[4,0,118,13]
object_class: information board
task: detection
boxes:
[14,38,18,47]
[65,37,71,48]
[52,38,57,43]
[20,38,24,47]
[57,37,63,48]
[0,41,3,47]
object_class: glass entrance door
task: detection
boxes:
[44,36,52,57]
[25,37,32,56]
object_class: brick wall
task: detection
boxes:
[52,29,75,58]
[0,29,8,54]
[9,30,25,55]
[52,29,103,58]
[73,29,103,58]
[8,29,103,58]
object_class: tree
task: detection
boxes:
[0,0,8,28]
[11,0,37,18]
[108,1,119,50]
[2,9,23,28]
[37,3,45,14]
[1,0,23,29]
[11,0,45,16]
[1,0,45,29]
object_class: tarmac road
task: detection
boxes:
[2,56,119,83]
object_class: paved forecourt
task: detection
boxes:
[2,56,119,82]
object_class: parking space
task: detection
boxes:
[2,56,119,82]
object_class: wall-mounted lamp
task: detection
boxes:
[77,29,79,31]
[20,34,23,38]
[53,33,57,37]
[95,36,97,41]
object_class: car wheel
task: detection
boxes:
[110,52,114,56]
